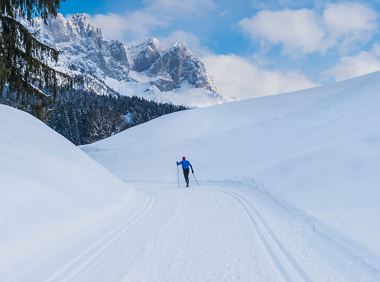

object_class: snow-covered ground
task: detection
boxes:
[83,71,380,280]
[3,70,380,281]
[0,105,133,281]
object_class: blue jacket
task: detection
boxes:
[177,160,193,170]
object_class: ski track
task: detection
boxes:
[118,182,378,282]
[11,181,378,282]
[46,191,157,282]
[216,189,311,282]
[120,187,274,282]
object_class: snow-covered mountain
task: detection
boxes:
[37,14,224,107]
[84,71,380,278]
[128,39,215,92]
[1,14,191,146]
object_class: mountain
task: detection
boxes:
[84,71,380,277]
[1,14,189,146]
[127,38,161,72]
[38,14,130,82]
[38,14,224,107]
[128,40,216,92]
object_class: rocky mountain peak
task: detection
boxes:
[42,13,102,44]
[39,13,130,81]
[69,13,91,28]
[35,14,222,106]
[67,13,102,40]
[170,42,187,52]
[127,37,161,72]
[147,41,216,92]
[126,38,215,92]
[146,37,160,48]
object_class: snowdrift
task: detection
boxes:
[84,71,380,269]
[0,105,132,276]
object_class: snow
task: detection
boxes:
[3,70,380,281]
[0,105,133,280]
[104,77,226,107]
[83,71,380,280]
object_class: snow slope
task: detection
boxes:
[84,71,380,275]
[0,105,133,280]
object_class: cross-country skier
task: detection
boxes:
[176,156,194,187]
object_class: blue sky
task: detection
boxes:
[59,0,380,99]
[59,0,254,54]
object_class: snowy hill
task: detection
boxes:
[37,14,224,107]
[0,105,133,280]
[84,71,380,273]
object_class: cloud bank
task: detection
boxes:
[239,3,377,55]
[203,54,317,100]
[325,44,380,81]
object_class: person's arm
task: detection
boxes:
[189,163,194,173]
[176,160,182,166]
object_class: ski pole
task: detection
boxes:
[177,165,180,188]
[192,171,199,187]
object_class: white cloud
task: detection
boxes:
[239,9,326,54]
[122,11,167,37]
[323,3,377,35]
[239,3,378,54]
[156,32,318,100]
[90,0,214,42]
[90,13,128,41]
[90,11,167,41]
[323,3,377,52]
[203,54,317,100]
[325,45,380,81]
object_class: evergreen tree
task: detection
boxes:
[48,89,188,145]
[0,0,67,118]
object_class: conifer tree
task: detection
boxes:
[0,0,67,118]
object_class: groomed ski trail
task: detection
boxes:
[119,182,379,282]
[217,189,311,282]
[47,191,157,282]
[19,182,380,282]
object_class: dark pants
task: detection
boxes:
[183,168,190,187]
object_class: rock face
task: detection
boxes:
[40,14,130,81]
[35,13,221,106]
[38,14,217,96]
[127,40,215,92]
[147,43,215,92]
[127,38,161,72]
